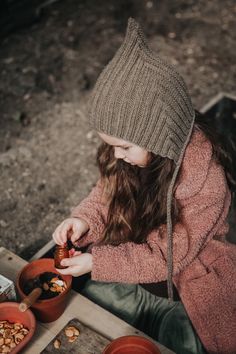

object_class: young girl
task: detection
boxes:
[52,18,236,354]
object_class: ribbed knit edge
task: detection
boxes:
[89,17,195,164]
[167,113,196,302]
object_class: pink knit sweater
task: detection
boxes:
[72,129,236,354]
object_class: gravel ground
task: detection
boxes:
[0,0,235,259]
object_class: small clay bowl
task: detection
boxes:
[0,301,36,354]
[103,335,161,354]
[16,258,72,323]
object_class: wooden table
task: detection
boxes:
[0,247,174,354]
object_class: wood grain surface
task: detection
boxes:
[41,318,110,354]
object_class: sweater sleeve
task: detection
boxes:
[70,179,107,246]
[90,156,231,283]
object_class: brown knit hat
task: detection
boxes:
[89,18,195,300]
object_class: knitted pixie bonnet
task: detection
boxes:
[89,18,195,300]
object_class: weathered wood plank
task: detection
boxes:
[42,318,110,354]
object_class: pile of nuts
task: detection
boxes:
[0,320,29,353]
[43,277,67,294]
[53,325,80,349]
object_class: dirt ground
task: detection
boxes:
[0,0,236,260]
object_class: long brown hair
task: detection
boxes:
[97,111,236,246]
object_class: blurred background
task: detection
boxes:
[0,0,236,259]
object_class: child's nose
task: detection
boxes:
[114,147,125,159]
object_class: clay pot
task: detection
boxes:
[103,335,161,354]
[0,301,36,354]
[16,258,72,323]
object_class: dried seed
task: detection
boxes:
[73,327,80,336]
[53,339,61,349]
[50,283,57,288]
[13,325,21,331]
[14,333,24,344]
[1,345,11,353]
[50,287,58,292]
[4,338,11,345]
[14,323,22,328]
[55,280,64,286]
[51,277,60,283]
[65,325,80,338]
[43,282,49,291]
[4,324,13,329]
[21,328,29,335]
[0,320,29,351]
[68,335,77,343]
[3,329,11,337]
[10,342,17,348]
[54,285,61,292]
[65,327,74,337]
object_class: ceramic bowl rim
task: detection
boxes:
[16,258,72,304]
[103,335,161,354]
[0,301,36,353]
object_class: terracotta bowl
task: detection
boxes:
[0,301,36,354]
[103,335,161,354]
[16,258,72,323]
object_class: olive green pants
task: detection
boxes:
[79,280,207,354]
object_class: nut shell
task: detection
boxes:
[0,320,29,352]
[53,339,61,349]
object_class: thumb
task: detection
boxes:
[71,229,83,244]
[70,219,89,243]
[61,255,80,267]
[69,248,81,257]
[73,251,82,256]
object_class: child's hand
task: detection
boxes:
[52,217,89,246]
[57,252,93,277]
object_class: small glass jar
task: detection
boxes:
[54,244,69,269]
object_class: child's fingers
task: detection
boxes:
[59,220,73,243]
[56,253,92,277]
[52,218,87,246]
[70,230,82,244]
[70,221,85,243]
[52,225,65,245]
[69,249,81,257]
[73,251,82,256]
[60,257,77,267]
[69,248,75,256]
[56,266,76,275]
[56,229,66,245]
